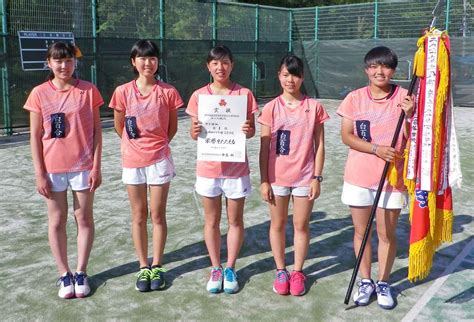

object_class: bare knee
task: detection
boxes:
[132,210,148,226]
[150,211,166,226]
[377,229,396,245]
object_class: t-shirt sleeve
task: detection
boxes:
[246,90,258,117]
[109,86,125,112]
[316,102,330,124]
[336,92,355,120]
[92,85,104,109]
[185,91,198,118]
[167,87,184,110]
[257,102,272,127]
[23,87,41,113]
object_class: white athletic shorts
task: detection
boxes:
[122,157,175,185]
[271,185,310,197]
[341,182,408,209]
[195,175,251,199]
[48,170,90,192]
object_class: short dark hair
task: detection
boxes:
[364,46,398,69]
[130,39,160,75]
[46,41,77,80]
[207,45,233,63]
[279,54,304,78]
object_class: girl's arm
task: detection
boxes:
[30,112,50,198]
[168,108,178,142]
[242,113,256,139]
[341,117,397,163]
[259,124,274,204]
[309,123,325,200]
[190,116,201,140]
[114,110,125,138]
[89,106,103,192]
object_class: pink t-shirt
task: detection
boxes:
[109,80,184,168]
[23,79,103,173]
[337,85,408,191]
[186,84,258,178]
[258,95,329,187]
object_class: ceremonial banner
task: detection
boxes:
[404,29,461,282]
[197,95,247,162]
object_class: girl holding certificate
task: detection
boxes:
[186,45,258,294]
[259,54,329,296]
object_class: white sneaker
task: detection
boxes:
[376,281,395,309]
[74,272,91,298]
[57,272,75,299]
[223,267,239,294]
[353,278,375,306]
[206,267,223,293]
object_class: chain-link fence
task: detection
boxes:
[1,0,472,134]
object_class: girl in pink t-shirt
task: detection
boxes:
[259,54,329,296]
[186,45,258,294]
[337,46,414,309]
[24,42,103,299]
[109,40,184,292]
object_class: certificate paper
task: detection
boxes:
[197,95,246,162]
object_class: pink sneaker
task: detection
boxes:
[273,269,290,295]
[290,271,306,296]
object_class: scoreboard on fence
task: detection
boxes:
[18,31,75,71]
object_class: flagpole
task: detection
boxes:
[343,77,417,305]
[343,0,444,305]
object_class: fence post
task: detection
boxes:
[288,9,292,52]
[91,0,97,85]
[314,7,319,41]
[1,0,11,135]
[159,0,164,56]
[445,0,451,32]
[212,0,217,47]
[252,5,259,95]
[374,0,378,39]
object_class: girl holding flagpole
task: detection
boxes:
[337,46,414,309]
[186,45,258,294]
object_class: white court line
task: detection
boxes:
[401,238,474,322]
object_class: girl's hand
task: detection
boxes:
[191,120,202,140]
[242,120,252,135]
[374,145,398,162]
[308,180,321,201]
[36,173,51,199]
[88,168,102,192]
[401,95,415,119]
[260,182,274,205]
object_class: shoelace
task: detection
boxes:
[276,270,289,283]
[377,283,390,296]
[358,281,374,295]
[291,272,305,284]
[224,269,235,282]
[136,269,152,281]
[75,273,85,285]
[211,269,222,282]
[151,267,167,280]
[56,273,73,287]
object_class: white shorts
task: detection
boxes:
[48,170,90,192]
[195,175,251,199]
[271,185,310,197]
[122,157,175,185]
[341,182,408,209]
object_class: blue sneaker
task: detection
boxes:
[206,267,223,293]
[150,266,167,291]
[223,267,239,294]
[135,267,152,292]
[353,278,375,306]
[57,272,75,299]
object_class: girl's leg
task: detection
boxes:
[149,183,170,266]
[127,184,149,268]
[202,196,222,268]
[291,197,314,271]
[45,191,70,274]
[72,190,95,273]
[224,197,245,268]
[350,206,373,279]
[269,195,290,269]
[375,208,401,281]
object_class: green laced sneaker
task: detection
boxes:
[135,267,152,292]
[150,266,167,291]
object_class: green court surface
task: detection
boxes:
[0,100,472,321]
